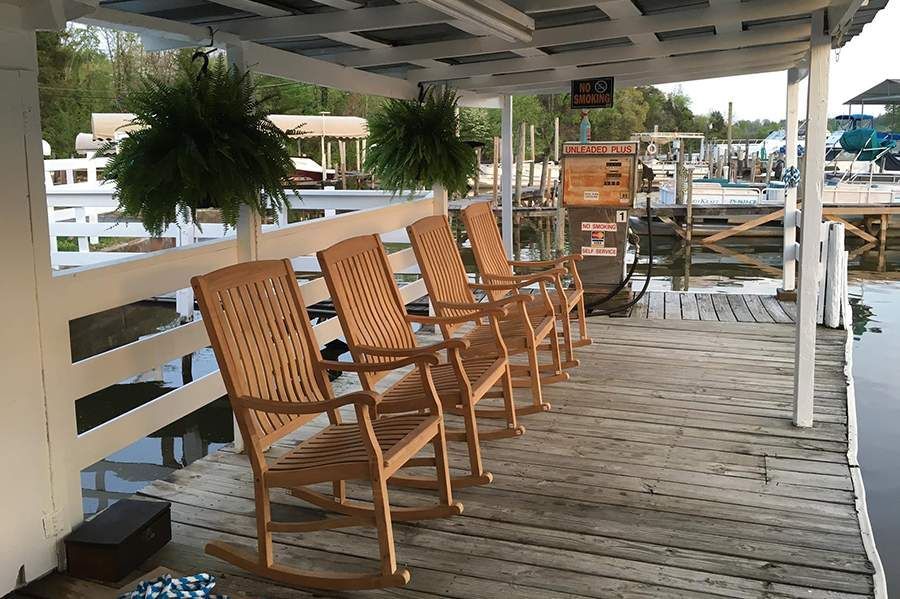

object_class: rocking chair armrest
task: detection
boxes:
[355,339,470,358]
[234,390,381,415]
[318,354,439,374]
[508,254,583,268]
[482,268,566,287]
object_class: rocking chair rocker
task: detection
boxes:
[192,259,461,590]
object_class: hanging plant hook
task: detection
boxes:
[191,27,218,80]
[417,82,429,105]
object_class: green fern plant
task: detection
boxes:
[100,56,295,236]
[364,87,474,197]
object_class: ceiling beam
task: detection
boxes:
[213,4,447,41]
[409,21,810,83]
[478,58,803,95]
[460,42,808,91]
[206,0,290,18]
[327,0,829,67]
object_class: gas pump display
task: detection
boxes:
[562,141,639,300]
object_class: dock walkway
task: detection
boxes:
[20,294,878,598]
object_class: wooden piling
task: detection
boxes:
[492,136,499,204]
[515,121,525,205]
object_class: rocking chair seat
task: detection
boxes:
[380,356,504,413]
[526,287,583,316]
[463,309,555,357]
[268,413,439,487]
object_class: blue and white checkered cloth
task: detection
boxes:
[119,573,226,598]
[783,166,801,188]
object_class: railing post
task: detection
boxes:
[794,9,830,428]
[780,67,802,297]
[500,94,514,257]
[432,183,448,216]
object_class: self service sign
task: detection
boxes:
[570,77,614,109]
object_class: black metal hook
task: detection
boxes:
[417,82,429,104]
[191,27,218,80]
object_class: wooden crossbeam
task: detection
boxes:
[701,209,785,245]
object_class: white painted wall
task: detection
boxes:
[0,29,59,593]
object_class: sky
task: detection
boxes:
[655,0,898,122]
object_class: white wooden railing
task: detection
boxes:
[41,193,441,530]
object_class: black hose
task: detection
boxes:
[585,193,654,316]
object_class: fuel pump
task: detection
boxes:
[562,141,654,314]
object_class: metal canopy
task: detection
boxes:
[80,0,885,101]
[845,79,900,106]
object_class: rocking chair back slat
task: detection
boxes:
[460,203,514,300]
[406,215,479,333]
[192,260,331,457]
[317,235,417,385]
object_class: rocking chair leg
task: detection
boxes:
[500,364,520,433]
[255,476,274,568]
[560,305,576,365]
[370,471,398,577]
[547,320,565,377]
[332,480,346,504]
[577,298,591,344]
[525,344,545,409]
[460,397,487,483]
[431,423,455,507]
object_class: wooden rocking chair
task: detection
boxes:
[192,259,461,590]
[407,215,563,414]
[460,201,592,369]
[317,235,524,490]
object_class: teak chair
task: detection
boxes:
[407,215,563,414]
[192,259,462,590]
[460,201,592,368]
[317,235,524,489]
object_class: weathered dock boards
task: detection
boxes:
[20,314,878,598]
[633,291,795,323]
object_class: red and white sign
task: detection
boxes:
[581,222,618,232]
[581,247,618,256]
[563,142,637,156]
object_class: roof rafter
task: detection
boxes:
[327,0,829,67]
[212,4,448,41]
[462,42,808,91]
[409,21,811,83]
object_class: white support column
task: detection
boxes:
[0,27,72,590]
[432,183,447,216]
[782,67,802,294]
[228,42,256,451]
[794,10,830,428]
[500,94,513,256]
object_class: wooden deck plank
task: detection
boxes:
[744,294,775,323]
[648,291,665,319]
[664,292,682,319]
[762,295,796,323]
[28,305,874,599]
[680,293,701,320]
[727,294,756,322]
[711,293,737,321]
[695,293,718,320]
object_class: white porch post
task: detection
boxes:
[781,67,802,294]
[793,10,830,428]
[500,94,513,257]
[228,42,257,451]
[0,27,70,591]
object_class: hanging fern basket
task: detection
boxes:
[100,56,296,236]
[364,87,474,197]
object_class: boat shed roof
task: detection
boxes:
[845,79,900,106]
[79,1,886,103]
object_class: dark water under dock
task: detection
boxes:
[72,215,900,593]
